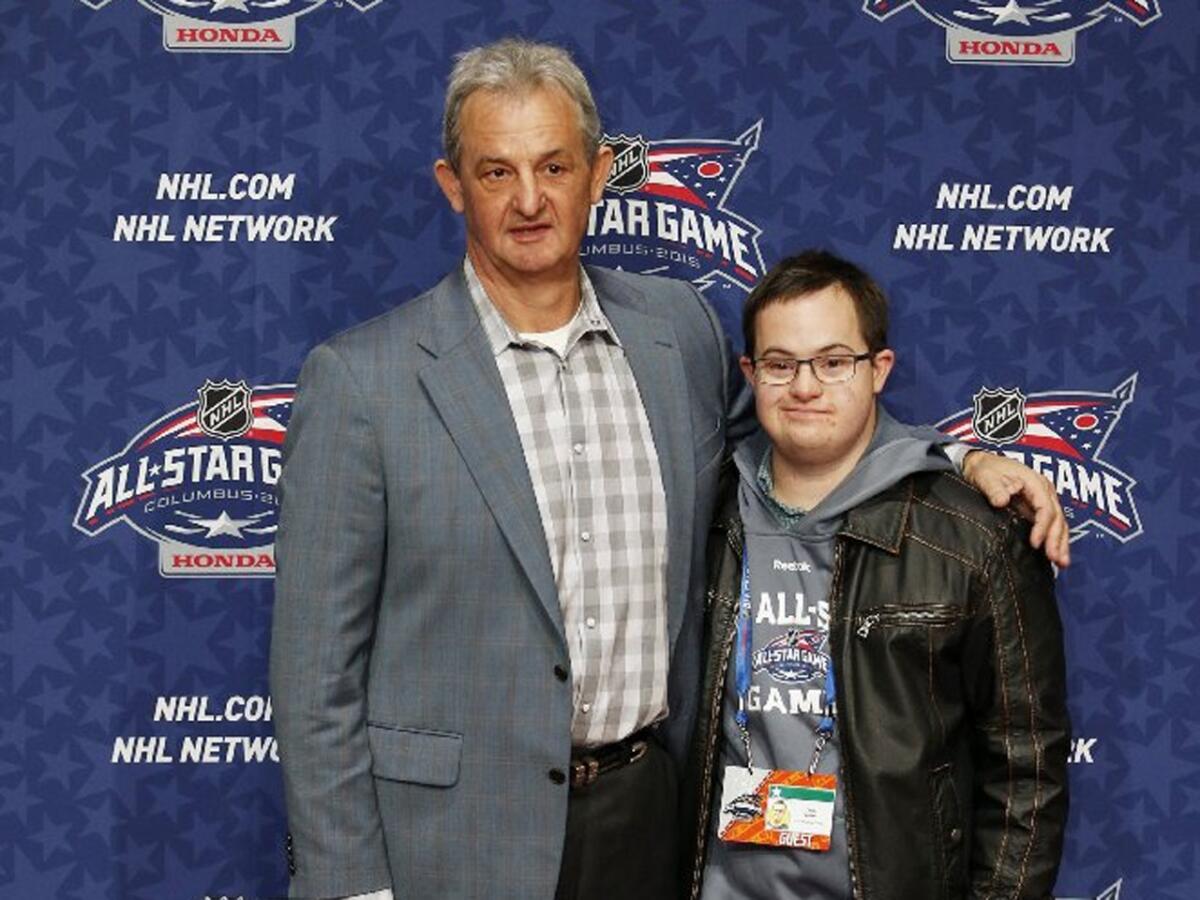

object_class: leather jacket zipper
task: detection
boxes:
[856,605,963,639]
[829,541,863,900]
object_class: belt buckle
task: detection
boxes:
[570,755,600,788]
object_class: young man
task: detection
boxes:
[683,251,1070,900]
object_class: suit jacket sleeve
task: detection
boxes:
[270,342,393,899]
[964,516,1070,899]
[685,282,756,447]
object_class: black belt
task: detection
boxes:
[569,728,652,789]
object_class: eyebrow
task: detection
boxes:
[476,148,569,165]
[758,342,859,356]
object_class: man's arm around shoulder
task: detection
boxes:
[270,343,392,899]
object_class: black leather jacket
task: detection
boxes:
[682,464,1070,900]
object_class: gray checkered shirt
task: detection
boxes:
[464,259,669,747]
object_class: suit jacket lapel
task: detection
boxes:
[416,271,564,641]
[594,273,696,653]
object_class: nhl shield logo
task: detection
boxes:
[972,387,1026,445]
[198,379,254,439]
[602,134,651,195]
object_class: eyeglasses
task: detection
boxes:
[753,352,873,386]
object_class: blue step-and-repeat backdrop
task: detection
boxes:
[2,2,1197,898]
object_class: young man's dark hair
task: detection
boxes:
[742,249,890,357]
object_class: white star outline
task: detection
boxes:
[936,0,1095,30]
[165,509,276,538]
[977,0,1037,26]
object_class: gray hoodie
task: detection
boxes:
[700,408,953,900]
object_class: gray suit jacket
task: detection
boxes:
[270,265,741,899]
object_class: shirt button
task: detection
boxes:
[949,827,962,844]
[548,768,566,785]
[585,617,596,629]
[572,442,584,455]
[580,531,591,543]
[554,664,569,682]
[581,702,592,714]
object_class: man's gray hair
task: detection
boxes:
[443,38,602,170]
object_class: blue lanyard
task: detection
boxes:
[734,554,754,733]
[734,549,837,772]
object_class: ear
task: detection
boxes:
[739,355,757,388]
[434,159,465,214]
[869,349,895,396]
[588,144,614,204]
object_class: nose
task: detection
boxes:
[787,362,823,399]
[512,170,544,218]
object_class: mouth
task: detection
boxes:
[779,407,832,419]
[508,222,554,242]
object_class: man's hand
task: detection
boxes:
[962,451,1071,568]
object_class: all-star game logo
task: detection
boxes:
[584,123,766,298]
[752,629,829,685]
[937,376,1141,543]
[74,381,294,577]
[75,0,380,53]
[863,1,1160,66]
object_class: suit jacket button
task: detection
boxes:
[548,768,566,785]
[554,664,569,682]
[949,827,962,844]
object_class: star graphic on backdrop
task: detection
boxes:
[980,0,1036,25]
[191,511,255,538]
[211,0,251,12]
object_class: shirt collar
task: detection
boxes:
[462,257,620,357]
[756,445,810,529]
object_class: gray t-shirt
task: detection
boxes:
[700,409,953,900]
[699,471,851,900]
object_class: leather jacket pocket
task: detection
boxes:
[367,722,463,787]
[854,603,963,639]
[929,762,966,900]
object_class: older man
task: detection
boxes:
[270,39,1069,900]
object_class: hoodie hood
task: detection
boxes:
[734,405,954,541]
